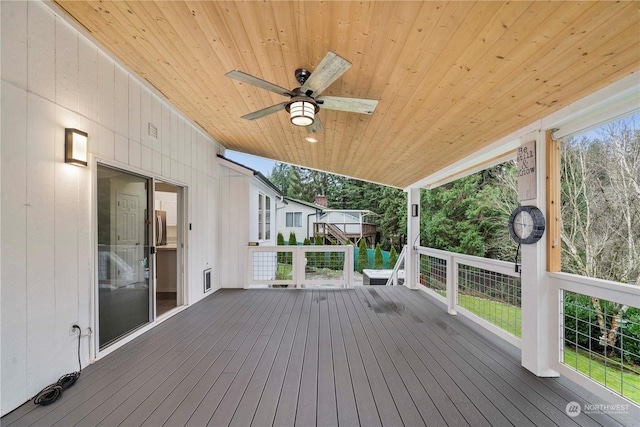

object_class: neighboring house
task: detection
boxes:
[277,197,324,243]
[314,209,377,247]
[277,196,378,247]
[217,155,284,285]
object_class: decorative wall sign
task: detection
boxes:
[518,139,537,201]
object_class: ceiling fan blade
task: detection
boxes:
[241,102,288,120]
[306,116,323,133]
[317,96,378,115]
[226,70,294,97]
[300,52,352,97]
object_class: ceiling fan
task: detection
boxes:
[226,51,378,133]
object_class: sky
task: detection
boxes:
[225,151,278,177]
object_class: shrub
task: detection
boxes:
[314,234,324,268]
[373,243,384,269]
[288,232,298,246]
[357,239,370,273]
[389,245,398,268]
[277,232,286,264]
[329,240,340,270]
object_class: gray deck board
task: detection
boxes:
[344,289,426,426]
[326,291,359,426]
[333,289,381,427]
[3,286,637,427]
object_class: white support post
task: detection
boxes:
[405,188,420,289]
[447,254,457,315]
[520,131,559,377]
[345,244,354,288]
[295,246,304,289]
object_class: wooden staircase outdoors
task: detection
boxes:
[314,221,377,247]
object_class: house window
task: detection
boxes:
[286,212,302,227]
[258,193,271,241]
[265,195,271,240]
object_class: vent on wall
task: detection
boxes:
[148,123,158,139]
[204,268,212,293]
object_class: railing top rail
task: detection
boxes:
[417,245,517,277]
[551,271,640,306]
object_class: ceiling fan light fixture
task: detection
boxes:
[289,100,315,126]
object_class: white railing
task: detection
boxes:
[415,246,522,347]
[551,272,640,406]
[385,245,406,286]
[246,245,354,289]
[414,245,640,407]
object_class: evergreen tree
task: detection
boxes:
[329,240,340,270]
[286,232,297,264]
[373,243,384,269]
[288,232,298,246]
[388,245,398,268]
[287,167,306,201]
[357,239,370,273]
[303,237,311,246]
[314,234,324,268]
[277,232,285,264]
[269,163,291,194]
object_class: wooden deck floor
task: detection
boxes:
[2,287,637,426]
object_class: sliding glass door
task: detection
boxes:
[97,165,152,350]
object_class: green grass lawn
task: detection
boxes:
[457,294,522,338]
[564,346,640,404]
[454,292,639,404]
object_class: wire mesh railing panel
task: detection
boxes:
[562,290,640,404]
[249,250,296,288]
[247,246,352,289]
[419,254,447,296]
[457,264,522,337]
[301,248,346,288]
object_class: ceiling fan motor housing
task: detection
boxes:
[295,68,311,85]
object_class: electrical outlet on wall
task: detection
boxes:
[69,323,80,336]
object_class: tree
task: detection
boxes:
[329,240,340,270]
[420,165,519,261]
[269,163,291,195]
[287,167,306,201]
[277,232,286,264]
[288,232,298,246]
[357,239,370,273]
[373,243,384,269]
[389,245,398,268]
[560,116,640,351]
[314,234,324,268]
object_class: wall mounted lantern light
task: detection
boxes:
[411,203,419,217]
[65,128,88,166]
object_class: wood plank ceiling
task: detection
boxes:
[54,1,640,188]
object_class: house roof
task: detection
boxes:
[217,155,284,197]
[283,197,324,212]
[54,1,640,188]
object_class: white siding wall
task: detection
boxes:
[0,1,223,415]
[217,166,280,288]
[217,166,250,288]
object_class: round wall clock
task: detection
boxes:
[508,205,545,244]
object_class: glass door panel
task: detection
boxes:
[97,165,151,350]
